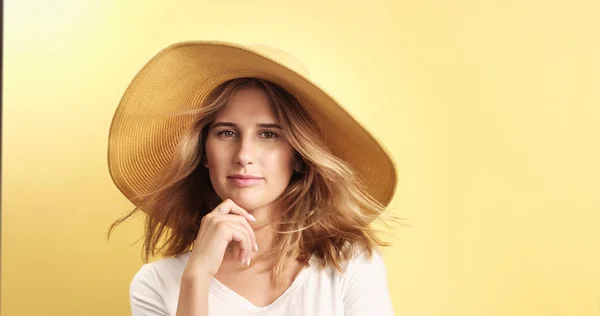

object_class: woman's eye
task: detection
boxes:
[217,130,236,138]
[261,131,278,139]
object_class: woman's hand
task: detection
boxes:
[184,199,258,278]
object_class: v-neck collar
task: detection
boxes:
[208,256,315,312]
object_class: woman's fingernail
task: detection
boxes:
[254,243,259,252]
[247,257,251,266]
[248,214,257,222]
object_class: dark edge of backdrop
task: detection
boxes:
[1,0,4,311]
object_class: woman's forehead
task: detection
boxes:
[216,88,279,122]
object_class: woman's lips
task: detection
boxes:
[227,176,264,187]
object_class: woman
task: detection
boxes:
[107,41,399,315]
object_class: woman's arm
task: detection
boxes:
[176,198,258,316]
[175,268,211,316]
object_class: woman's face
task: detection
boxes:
[204,86,296,213]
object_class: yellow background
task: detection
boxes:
[3,0,599,315]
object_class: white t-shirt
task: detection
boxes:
[129,247,395,315]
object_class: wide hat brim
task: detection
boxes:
[108,41,397,209]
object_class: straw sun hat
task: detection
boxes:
[108,41,397,209]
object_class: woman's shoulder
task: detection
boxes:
[341,245,386,273]
[310,245,387,280]
[136,251,191,274]
[129,252,191,314]
[130,251,191,293]
[329,245,389,288]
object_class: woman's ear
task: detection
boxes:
[202,155,209,168]
[294,159,304,173]
[292,151,306,173]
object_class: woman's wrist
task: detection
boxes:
[182,263,214,285]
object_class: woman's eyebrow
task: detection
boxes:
[212,122,282,129]
[257,123,282,129]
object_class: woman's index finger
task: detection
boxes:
[215,199,257,222]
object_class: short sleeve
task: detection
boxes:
[340,248,395,316]
[130,264,169,316]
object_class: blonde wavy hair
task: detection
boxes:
[108,77,401,288]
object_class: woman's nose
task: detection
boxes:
[234,137,256,166]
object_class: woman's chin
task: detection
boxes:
[216,187,280,214]
[226,195,266,213]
